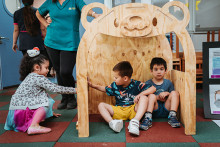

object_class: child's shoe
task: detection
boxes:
[109,120,123,133]
[27,126,51,135]
[139,115,152,130]
[168,115,180,128]
[128,119,140,136]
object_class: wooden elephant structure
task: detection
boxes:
[76,1,196,137]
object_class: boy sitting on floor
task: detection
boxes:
[88,61,156,136]
[141,57,181,130]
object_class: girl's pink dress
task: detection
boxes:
[4,98,54,132]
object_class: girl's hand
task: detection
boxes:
[12,44,18,52]
[53,112,61,117]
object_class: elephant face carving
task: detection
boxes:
[81,2,190,38]
[120,15,152,37]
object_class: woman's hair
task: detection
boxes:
[22,0,40,36]
[19,54,48,81]
[52,0,57,2]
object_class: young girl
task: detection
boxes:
[4,47,76,135]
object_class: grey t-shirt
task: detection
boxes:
[9,73,76,110]
[145,79,174,95]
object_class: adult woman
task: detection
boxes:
[13,0,45,55]
[36,0,99,109]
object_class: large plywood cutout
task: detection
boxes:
[76,1,196,137]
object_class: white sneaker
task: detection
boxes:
[109,120,123,133]
[128,119,140,136]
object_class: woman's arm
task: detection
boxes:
[36,10,50,28]
[40,23,46,39]
[12,25,19,52]
[82,6,100,18]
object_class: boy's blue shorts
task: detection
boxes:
[153,101,169,118]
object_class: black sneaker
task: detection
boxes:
[139,116,152,130]
[66,95,77,109]
[168,115,180,128]
[57,102,67,109]
[57,96,68,109]
[66,102,77,109]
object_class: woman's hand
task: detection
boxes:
[12,43,18,52]
[93,13,101,18]
[46,16,52,23]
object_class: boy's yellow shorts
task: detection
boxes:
[112,104,136,120]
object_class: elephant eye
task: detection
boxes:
[114,18,119,28]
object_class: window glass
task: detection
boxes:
[4,0,21,16]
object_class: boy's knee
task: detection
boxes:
[170,91,179,99]
[98,102,105,108]
[98,102,110,110]
[147,94,157,102]
[139,95,148,102]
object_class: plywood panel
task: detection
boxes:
[171,70,185,124]
[77,1,196,137]
[87,34,172,114]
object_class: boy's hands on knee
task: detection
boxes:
[134,94,144,103]
[158,92,169,102]
[53,112,61,117]
[134,86,156,103]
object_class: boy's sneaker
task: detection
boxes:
[168,115,180,128]
[139,116,152,130]
[109,120,123,133]
[128,119,140,136]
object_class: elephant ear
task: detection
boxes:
[162,1,190,28]
[81,3,109,30]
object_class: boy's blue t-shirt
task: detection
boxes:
[146,79,174,95]
[38,0,86,51]
[105,79,151,106]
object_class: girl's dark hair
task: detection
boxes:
[22,0,40,36]
[150,57,167,70]
[113,61,133,78]
[52,0,57,2]
[19,54,48,81]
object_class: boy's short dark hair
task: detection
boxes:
[150,57,167,70]
[113,61,133,78]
